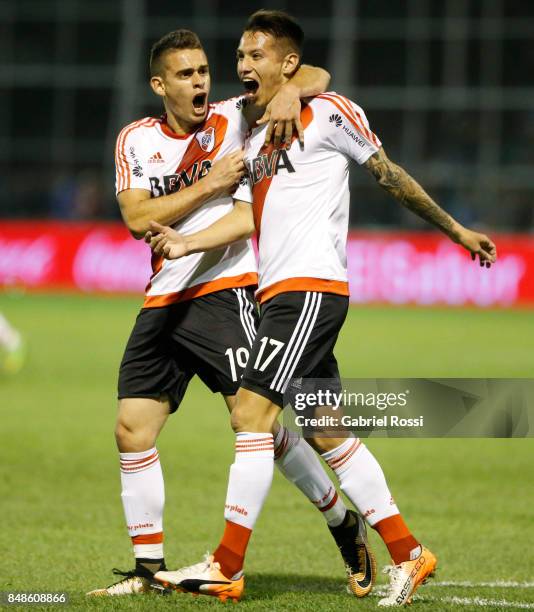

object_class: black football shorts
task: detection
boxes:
[118,287,258,412]
[240,291,349,407]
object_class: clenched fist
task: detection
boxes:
[204,150,246,198]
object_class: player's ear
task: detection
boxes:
[150,75,166,98]
[281,52,300,78]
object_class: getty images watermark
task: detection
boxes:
[292,388,423,429]
[283,379,534,438]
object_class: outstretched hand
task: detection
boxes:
[454,228,497,267]
[144,221,188,260]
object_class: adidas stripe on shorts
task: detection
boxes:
[240,291,349,407]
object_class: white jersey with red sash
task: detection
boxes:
[115,97,258,307]
[234,92,381,304]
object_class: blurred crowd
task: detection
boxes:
[0,0,533,232]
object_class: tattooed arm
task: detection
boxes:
[364,147,497,266]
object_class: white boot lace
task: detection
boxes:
[381,564,406,599]
[106,572,147,595]
[175,553,214,578]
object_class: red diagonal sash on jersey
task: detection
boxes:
[175,114,229,174]
[145,113,229,292]
[251,104,313,236]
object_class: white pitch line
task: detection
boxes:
[430,581,534,589]
[418,595,534,609]
[372,591,534,609]
[373,580,534,596]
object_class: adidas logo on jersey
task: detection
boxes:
[329,113,343,128]
[148,152,165,163]
[196,126,215,152]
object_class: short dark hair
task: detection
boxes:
[150,29,203,76]
[244,9,304,57]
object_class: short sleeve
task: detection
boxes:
[233,173,253,204]
[315,93,381,165]
[115,125,151,195]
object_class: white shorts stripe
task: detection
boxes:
[241,288,257,342]
[269,292,313,391]
[273,293,320,393]
[233,289,254,347]
[240,288,257,339]
[276,292,322,393]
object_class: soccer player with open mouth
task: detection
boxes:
[87,24,378,600]
[148,9,496,607]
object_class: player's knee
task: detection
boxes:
[114,420,134,450]
[115,397,169,452]
[230,403,251,432]
[230,403,264,433]
[230,397,278,434]
[114,420,156,453]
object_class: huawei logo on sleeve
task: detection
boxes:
[329,113,343,127]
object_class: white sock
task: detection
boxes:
[0,313,21,351]
[224,433,274,529]
[274,427,346,527]
[322,438,399,526]
[120,447,165,560]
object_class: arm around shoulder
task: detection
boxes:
[290,64,331,98]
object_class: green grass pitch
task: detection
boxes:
[1,293,533,611]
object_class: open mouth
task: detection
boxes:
[242,78,259,96]
[192,93,207,111]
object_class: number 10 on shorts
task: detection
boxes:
[225,337,285,381]
[225,347,249,382]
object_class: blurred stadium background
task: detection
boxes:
[1,0,533,307]
[1,0,534,226]
[1,2,534,609]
